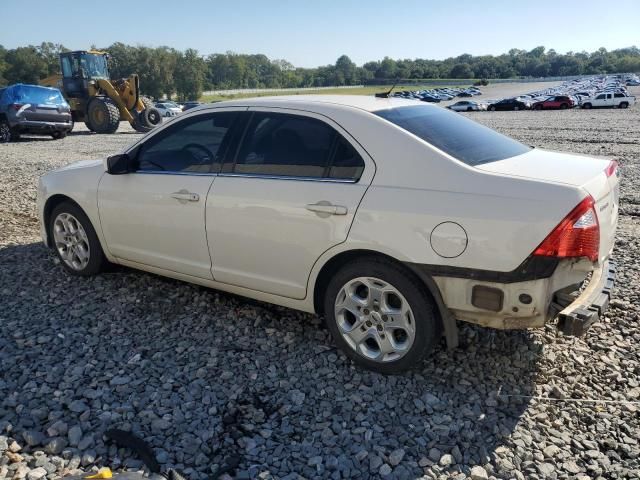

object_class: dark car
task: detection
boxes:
[532,95,575,110]
[487,98,530,111]
[0,84,73,142]
[182,101,203,111]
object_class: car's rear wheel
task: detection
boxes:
[0,122,10,143]
[49,202,107,276]
[51,131,67,140]
[324,258,439,373]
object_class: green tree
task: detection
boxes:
[3,46,48,84]
[174,49,206,101]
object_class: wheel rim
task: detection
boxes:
[334,277,416,363]
[53,213,90,270]
[148,110,161,125]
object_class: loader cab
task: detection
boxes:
[60,51,110,98]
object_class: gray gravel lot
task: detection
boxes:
[1,88,640,480]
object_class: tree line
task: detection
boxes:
[0,42,638,100]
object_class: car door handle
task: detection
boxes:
[171,191,200,202]
[306,202,348,215]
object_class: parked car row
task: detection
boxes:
[491,75,637,111]
[154,100,203,117]
[392,86,483,103]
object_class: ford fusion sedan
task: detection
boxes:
[38,96,618,373]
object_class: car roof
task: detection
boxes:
[202,94,427,113]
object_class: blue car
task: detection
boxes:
[0,84,73,142]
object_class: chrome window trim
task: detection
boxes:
[219,172,357,183]
[132,170,218,177]
[130,170,357,183]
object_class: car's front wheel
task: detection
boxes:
[0,122,10,143]
[324,258,440,373]
[49,202,107,276]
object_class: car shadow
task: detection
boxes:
[0,241,541,478]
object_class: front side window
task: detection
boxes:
[374,105,530,166]
[596,94,605,99]
[135,112,238,173]
[233,112,363,179]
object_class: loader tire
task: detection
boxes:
[132,105,162,133]
[87,97,120,134]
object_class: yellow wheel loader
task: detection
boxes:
[40,50,162,134]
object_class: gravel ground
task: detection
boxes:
[1,88,640,480]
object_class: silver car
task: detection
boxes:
[447,101,485,112]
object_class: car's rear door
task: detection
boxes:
[206,108,374,299]
[98,109,244,279]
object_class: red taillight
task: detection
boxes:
[533,196,600,262]
[604,160,618,178]
[10,103,24,111]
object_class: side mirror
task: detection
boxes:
[106,153,132,175]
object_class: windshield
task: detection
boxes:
[9,85,67,106]
[374,105,531,166]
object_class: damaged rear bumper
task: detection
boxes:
[557,260,616,336]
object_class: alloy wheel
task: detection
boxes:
[334,277,416,363]
[53,212,91,271]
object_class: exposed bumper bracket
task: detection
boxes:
[557,260,616,336]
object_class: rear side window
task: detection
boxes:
[329,136,365,180]
[233,112,364,180]
[135,111,238,173]
[374,105,530,166]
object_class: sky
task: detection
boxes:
[1,0,639,67]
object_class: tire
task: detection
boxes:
[323,257,440,374]
[466,107,473,112]
[619,102,629,109]
[560,103,568,110]
[583,103,592,109]
[489,105,496,111]
[534,104,543,110]
[49,201,107,276]
[87,97,120,134]
[133,98,163,133]
[513,106,520,111]
[51,131,67,140]
[0,122,10,143]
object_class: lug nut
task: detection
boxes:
[377,325,383,331]
[365,321,372,327]
[363,309,370,315]
[382,315,388,322]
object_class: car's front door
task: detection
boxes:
[98,109,243,279]
[207,108,374,299]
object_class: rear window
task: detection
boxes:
[374,105,530,166]
[9,85,66,106]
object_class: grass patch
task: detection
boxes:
[200,84,471,102]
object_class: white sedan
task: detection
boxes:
[37,95,618,373]
[155,102,182,117]
[447,100,485,111]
